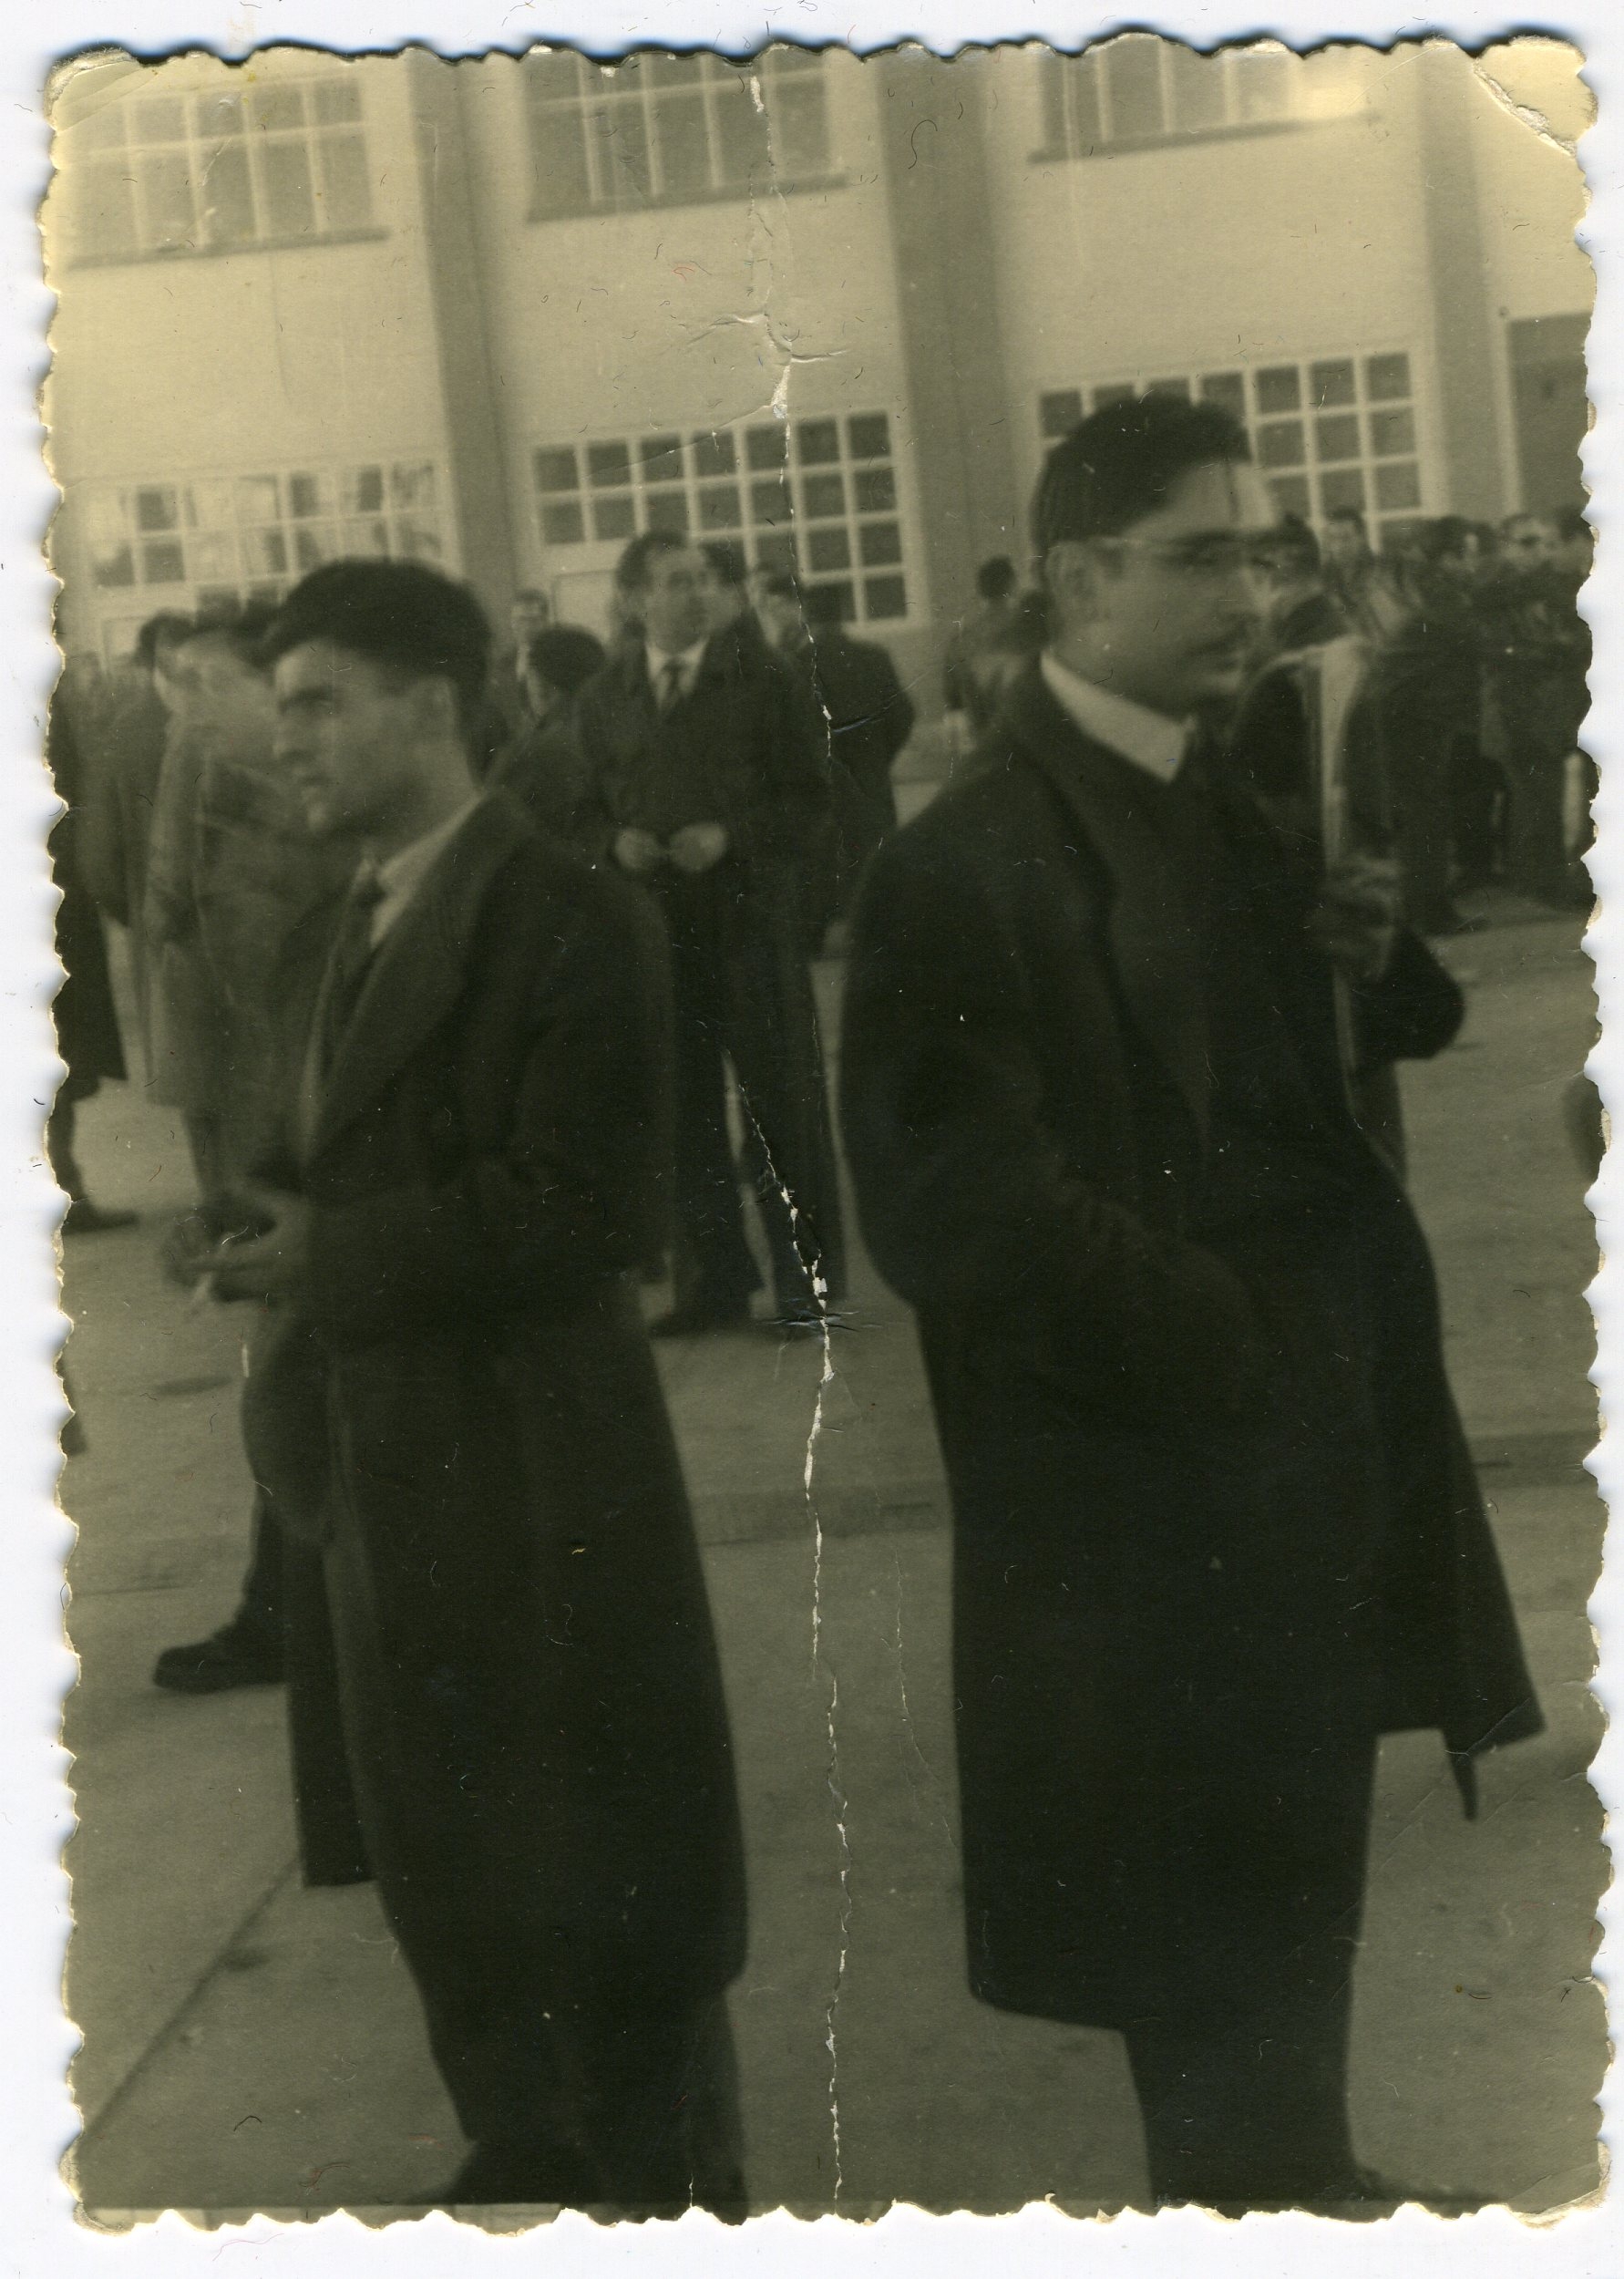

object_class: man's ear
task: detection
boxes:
[1044,541,1105,625]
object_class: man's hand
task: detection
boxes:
[209,1199,312,1304]
[669,821,729,875]
[1310,853,1402,983]
[613,827,666,876]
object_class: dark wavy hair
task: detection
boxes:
[1033,393,1252,558]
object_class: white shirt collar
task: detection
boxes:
[1040,651,1192,786]
[364,797,481,945]
[645,634,710,689]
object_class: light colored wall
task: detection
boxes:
[1470,41,1592,325]
[453,50,928,632]
[47,53,452,645]
[976,45,1440,514]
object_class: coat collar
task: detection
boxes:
[606,625,749,715]
[1000,664,1216,1135]
[309,792,533,1159]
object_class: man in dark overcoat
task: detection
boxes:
[839,398,1540,2212]
[573,531,844,1334]
[211,560,746,2213]
[762,578,917,937]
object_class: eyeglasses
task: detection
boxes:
[1095,532,1285,579]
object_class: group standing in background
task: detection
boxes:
[943,495,1591,939]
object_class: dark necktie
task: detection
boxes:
[658,657,686,713]
[318,864,385,1077]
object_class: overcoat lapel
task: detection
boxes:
[310,795,533,1160]
[1002,668,1213,1138]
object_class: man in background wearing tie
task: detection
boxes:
[573,531,843,1335]
[839,398,1539,2212]
[209,559,746,2212]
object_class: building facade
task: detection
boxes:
[46,36,1590,693]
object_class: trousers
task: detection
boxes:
[1120,1733,1378,2205]
[655,867,843,1316]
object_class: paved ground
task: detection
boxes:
[60,894,1606,2225]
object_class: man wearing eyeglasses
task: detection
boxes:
[839,397,1539,2213]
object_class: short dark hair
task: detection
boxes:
[1556,504,1591,545]
[702,539,748,592]
[975,555,1017,603]
[1417,515,1472,565]
[262,559,491,732]
[761,571,800,603]
[615,529,692,593]
[1325,505,1369,536]
[178,595,281,664]
[524,624,607,697]
[1033,395,1251,557]
[133,611,192,671]
[1267,512,1321,578]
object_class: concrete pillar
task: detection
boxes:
[1414,42,1510,524]
[404,52,519,615]
[875,49,1024,640]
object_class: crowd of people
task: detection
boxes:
[49,403,1572,2213]
[942,499,1593,933]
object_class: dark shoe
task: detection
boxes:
[152,1622,284,1695]
[62,1199,137,1237]
[648,1301,752,1338]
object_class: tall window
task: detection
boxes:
[77,459,445,650]
[526,48,832,217]
[1037,354,1426,546]
[532,411,910,625]
[1039,36,1302,157]
[67,73,376,263]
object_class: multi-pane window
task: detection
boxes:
[532,411,910,624]
[1038,354,1426,544]
[66,74,375,263]
[526,47,832,217]
[77,459,445,631]
[1039,36,1302,156]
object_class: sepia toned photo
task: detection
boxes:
[42,29,1603,2231]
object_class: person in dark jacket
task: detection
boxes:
[1481,514,1591,908]
[768,580,917,933]
[489,624,607,849]
[942,553,1022,735]
[840,397,1540,2215]
[573,531,844,1335]
[208,559,747,2213]
[1252,513,1349,663]
[1371,518,1485,933]
[47,697,135,1235]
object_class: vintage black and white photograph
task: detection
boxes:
[38,20,1606,2234]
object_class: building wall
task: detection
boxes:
[978,46,1435,512]
[44,38,1590,669]
[453,48,931,670]
[47,51,452,656]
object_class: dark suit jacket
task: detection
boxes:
[572,624,828,888]
[489,709,601,853]
[839,665,1540,2028]
[802,629,915,808]
[242,796,745,2128]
